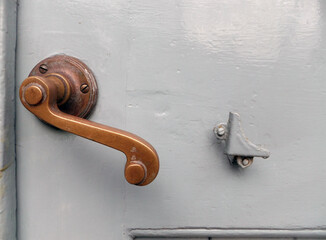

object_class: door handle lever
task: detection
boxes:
[19,55,159,186]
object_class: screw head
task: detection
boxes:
[235,156,253,168]
[242,158,250,166]
[80,83,89,93]
[216,126,225,136]
[214,124,227,140]
[39,64,48,74]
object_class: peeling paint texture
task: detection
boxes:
[0,0,17,239]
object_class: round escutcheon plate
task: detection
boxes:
[29,55,98,118]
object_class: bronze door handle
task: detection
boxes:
[19,55,159,186]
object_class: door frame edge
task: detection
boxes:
[0,0,18,239]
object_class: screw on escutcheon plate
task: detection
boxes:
[80,83,89,93]
[39,64,48,74]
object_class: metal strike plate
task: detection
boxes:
[214,112,270,168]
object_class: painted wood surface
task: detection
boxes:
[16,0,326,239]
[0,0,17,239]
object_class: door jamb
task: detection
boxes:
[0,0,18,239]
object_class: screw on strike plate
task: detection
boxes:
[39,64,48,74]
[235,156,254,168]
[80,83,89,93]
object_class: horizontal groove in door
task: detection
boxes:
[135,238,207,240]
[130,229,326,239]
[135,237,325,240]
[135,238,325,240]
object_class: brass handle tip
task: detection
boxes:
[125,163,147,185]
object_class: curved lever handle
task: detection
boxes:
[19,55,159,186]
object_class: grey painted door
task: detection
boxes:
[16,0,326,239]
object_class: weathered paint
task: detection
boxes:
[16,0,326,239]
[0,0,17,239]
